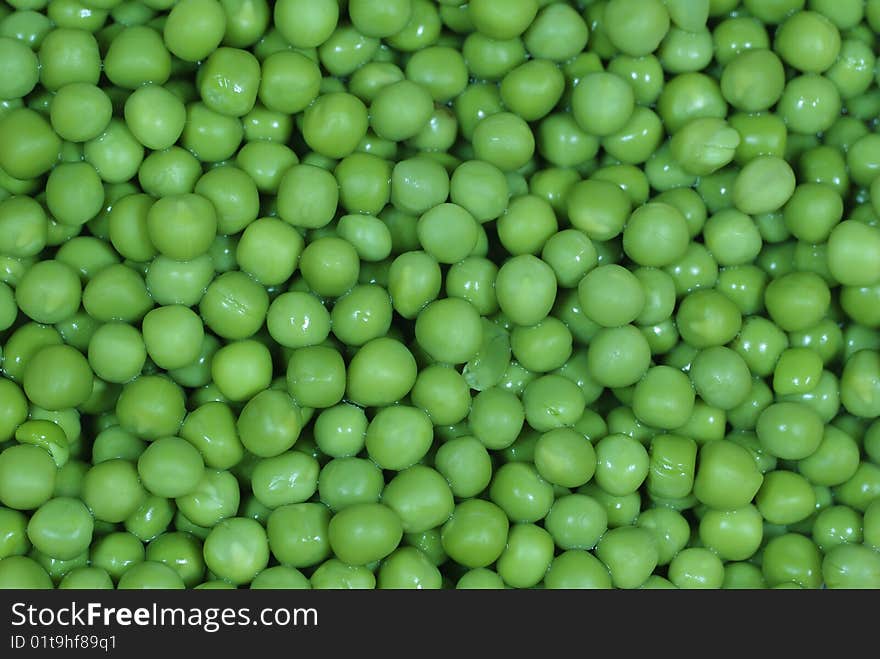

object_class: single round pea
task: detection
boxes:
[81,459,146,523]
[135,436,204,500]
[578,264,644,328]
[623,202,690,267]
[26,497,92,560]
[0,108,60,179]
[410,364,471,426]
[262,503,329,569]
[774,9,840,73]
[346,337,417,408]
[543,549,612,589]
[763,533,823,589]
[365,405,433,472]
[472,112,535,172]
[632,366,695,430]
[15,260,81,325]
[416,203,478,265]
[699,504,763,561]
[370,80,433,143]
[414,298,482,365]
[434,436,493,499]
[489,462,554,523]
[494,255,557,327]
[299,237,360,298]
[689,347,752,411]
[116,375,185,439]
[23,345,93,411]
[596,525,658,589]
[693,440,764,510]
[668,547,724,589]
[235,388,302,459]
[87,531,145,581]
[285,345,345,410]
[86,324,144,388]
[202,517,268,586]
[58,566,113,589]
[327,502,402,566]
[0,555,53,588]
[468,387,524,450]
[316,457,381,513]
[441,499,509,569]
[823,543,880,589]
[382,466,454,535]
[594,433,649,497]
[309,558,375,589]
[450,159,509,223]
[732,156,796,216]
[161,0,225,60]
[756,470,817,525]
[494,523,554,589]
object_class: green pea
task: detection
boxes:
[468,387,525,450]
[543,550,611,589]
[774,9,840,73]
[22,345,93,411]
[593,433,648,496]
[346,337,417,407]
[124,495,174,543]
[698,504,763,561]
[495,523,554,589]
[285,345,344,409]
[668,547,724,589]
[86,323,145,386]
[0,555,53,588]
[116,375,185,439]
[299,237,360,298]
[689,347,752,411]
[365,405,432,471]
[623,202,690,268]
[176,468,239,529]
[823,543,880,589]
[370,80,433,143]
[327,502,402,566]
[632,365,695,430]
[763,533,823,589]
[87,531,144,581]
[595,525,658,589]
[756,470,817,525]
[647,433,697,500]
[441,499,509,569]
[693,440,764,510]
[136,436,205,499]
[472,112,535,172]
[82,459,146,523]
[524,2,587,60]
[236,389,302,459]
[544,494,607,551]
[181,102,242,163]
[834,462,880,512]
[578,264,644,329]
[382,465,454,534]
[433,436,492,499]
[202,517,267,586]
[24,497,92,561]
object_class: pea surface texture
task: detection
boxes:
[1,0,880,591]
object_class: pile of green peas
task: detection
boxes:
[2,0,880,590]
